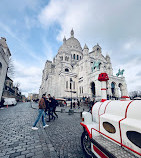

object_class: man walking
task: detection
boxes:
[48,94,55,120]
[32,94,49,130]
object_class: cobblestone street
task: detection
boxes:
[0,102,87,158]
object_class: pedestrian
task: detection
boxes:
[48,94,55,120]
[88,98,95,112]
[77,99,80,109]
[32,94,49,130]
[52,96,58,118]
[44,97,50,119]
[73,102,75,108]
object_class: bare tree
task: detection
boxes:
[129,90,141,99]
[7,57,15,79]
[14,82,20,88]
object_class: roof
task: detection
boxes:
[6,76,13,82]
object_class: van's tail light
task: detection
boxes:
[82,118,84,122]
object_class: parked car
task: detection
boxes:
[3,98,17,106]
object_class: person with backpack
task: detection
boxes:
[32,94,49,130]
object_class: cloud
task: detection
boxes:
[13,61,42,97]
[113,57,141,92]
[38,0,141,44]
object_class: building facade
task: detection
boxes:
[39,30,128,100]
[2,76,22,101]
[0,37,11,102]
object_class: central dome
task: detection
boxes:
[58,29,82,54]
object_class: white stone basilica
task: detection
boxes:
[39,29,128,100]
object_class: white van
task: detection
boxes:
[4,98,17,106]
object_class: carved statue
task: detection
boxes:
[116,69,125,77]
[91,61,101,72]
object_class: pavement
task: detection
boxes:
[0,102,89,158]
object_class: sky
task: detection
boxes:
[0,0,141,97]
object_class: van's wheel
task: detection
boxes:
[81,131,94,158]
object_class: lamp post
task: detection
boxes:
[70,78,73,109]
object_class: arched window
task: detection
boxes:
[111,82,115,96]
[70,82,72,89]
[90,82,95,97]
[66,81,68,89]
[77,55,79,60]
[118,83,123,97]
[73,54,75,59]
[0,62,2,75]
[65,68,69,72]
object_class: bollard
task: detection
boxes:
[68,109,74,115]
[61,108,65,113]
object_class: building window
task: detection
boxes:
[65,56,69,61]
[77,55,79,60]
[73,82,75,89]
[66,81,68,89]
[70,82,72,89]
[60,56,63,61]
[65,68,69,72]
[80,56,81,60]
[80,87,81,94]
[73,54,75,59]
[82,87,83,93]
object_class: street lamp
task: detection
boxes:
[70,78,73,109]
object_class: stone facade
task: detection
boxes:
[0,37,11,102]
[39,30,128,100]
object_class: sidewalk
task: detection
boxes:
[31,102,90,113]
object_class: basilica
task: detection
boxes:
[39,29,128,100]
